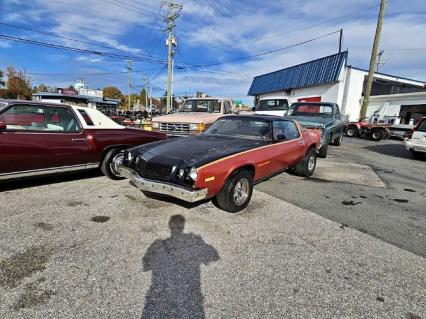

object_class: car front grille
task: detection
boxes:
[160,122,190,134]
[137,159,173,181]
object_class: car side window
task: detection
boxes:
[0,104,81,132]
[334,106,340,117]
[223,100,232,114]
[78,109,95,126]
[272,121,300,141]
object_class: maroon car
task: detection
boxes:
[0,100,166,181]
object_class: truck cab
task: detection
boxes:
[254,97,289,117]
[151,97,234,136]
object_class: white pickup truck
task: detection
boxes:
[253,96,289,117]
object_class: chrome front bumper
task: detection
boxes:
[116,164,208,203]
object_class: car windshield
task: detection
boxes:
[288,103,333,118]
[204,117,271,141]
[256,99,289,111]
[180,99,221,113]
[416,119,426,132]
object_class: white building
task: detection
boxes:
[74,80,103,98]
[248,52,426,122]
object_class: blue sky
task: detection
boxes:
[0,0,425,104]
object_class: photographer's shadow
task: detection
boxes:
[142,215,219,319]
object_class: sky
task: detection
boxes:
[0,0,425,105]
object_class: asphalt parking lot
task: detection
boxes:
[0,138,425,318]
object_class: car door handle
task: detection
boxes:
[298,141,305,145]
[72,138,87,143]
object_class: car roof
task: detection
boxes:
[0,99,72,108]
[220,114,296,123]
[290,101,338,106]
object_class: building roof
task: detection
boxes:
[349,66,425,86]
[248,51,348,96]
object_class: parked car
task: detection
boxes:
[405,117,426,159]
[253,96,289,117]
[286,102,348,158]
[151,97,235,136]
[345,122,391,141]
[112,115,321,213]
[0,100,166,182]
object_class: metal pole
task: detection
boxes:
[339,29,343,53]
[359,0,387,121]
[127,60,132,111]
[166,32,173,114]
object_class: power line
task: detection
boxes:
[103,0,158,16]
[234,3,380,46]
[178,30,341,69]
[0,21,166,61]
[26,67,163,76]
[0,33,167,64]
[126,0,160,11]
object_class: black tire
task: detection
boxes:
[370,129,383,141]
[215,170,253,213]
[332,133,343,146]
[101,148,125,180]
[295,148,317,177]
[345,126,358,138]
[410,149,424,159]
[318,143,328,158]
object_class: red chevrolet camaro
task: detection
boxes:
[0,100,166,182]
[114,115,321,213]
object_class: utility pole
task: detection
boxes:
[127,60,132,111]
[144,76,148,110]
[162,1,182,114]
[359,0,387,121]
[376,50,385,72]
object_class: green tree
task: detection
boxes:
[103,86,122,100]
[34,84,48,93]
[4,66,32,100]
[0,70,5,88]
[139,88,149,106]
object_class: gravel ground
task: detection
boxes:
[0,176,425,318]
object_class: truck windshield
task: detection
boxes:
[204,118,271,141]
[256,99,289,111]
[180,99,221,113]
[289,103,333,118]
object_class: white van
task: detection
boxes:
[254,97,289,117]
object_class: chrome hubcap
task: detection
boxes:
[233,178,249,205]
[308,155,316,172]
[373,132,380,139]
[110,154,124,176]
[347,129,355,136]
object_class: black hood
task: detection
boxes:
[128,134,269,168]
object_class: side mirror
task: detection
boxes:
[0,121,6,131]
[275,134,286,142]
[251,107,256,112]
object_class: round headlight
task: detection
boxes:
[178,168,185,179]
[152,122,159,129]
[189,167,198,181]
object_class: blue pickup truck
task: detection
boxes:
[286,102,348,158]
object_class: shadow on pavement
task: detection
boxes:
[142,215,219,319]
[364,143,425,160]
[0,169,102,192]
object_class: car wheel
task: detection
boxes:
[318,143,328,158]
[370,129,383,141]
[345,126,358,137]
[332,133,343,146]
[101,148,126,180]
[410,149,424,159]
[295,148,317,177]
[215,169,253,213]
